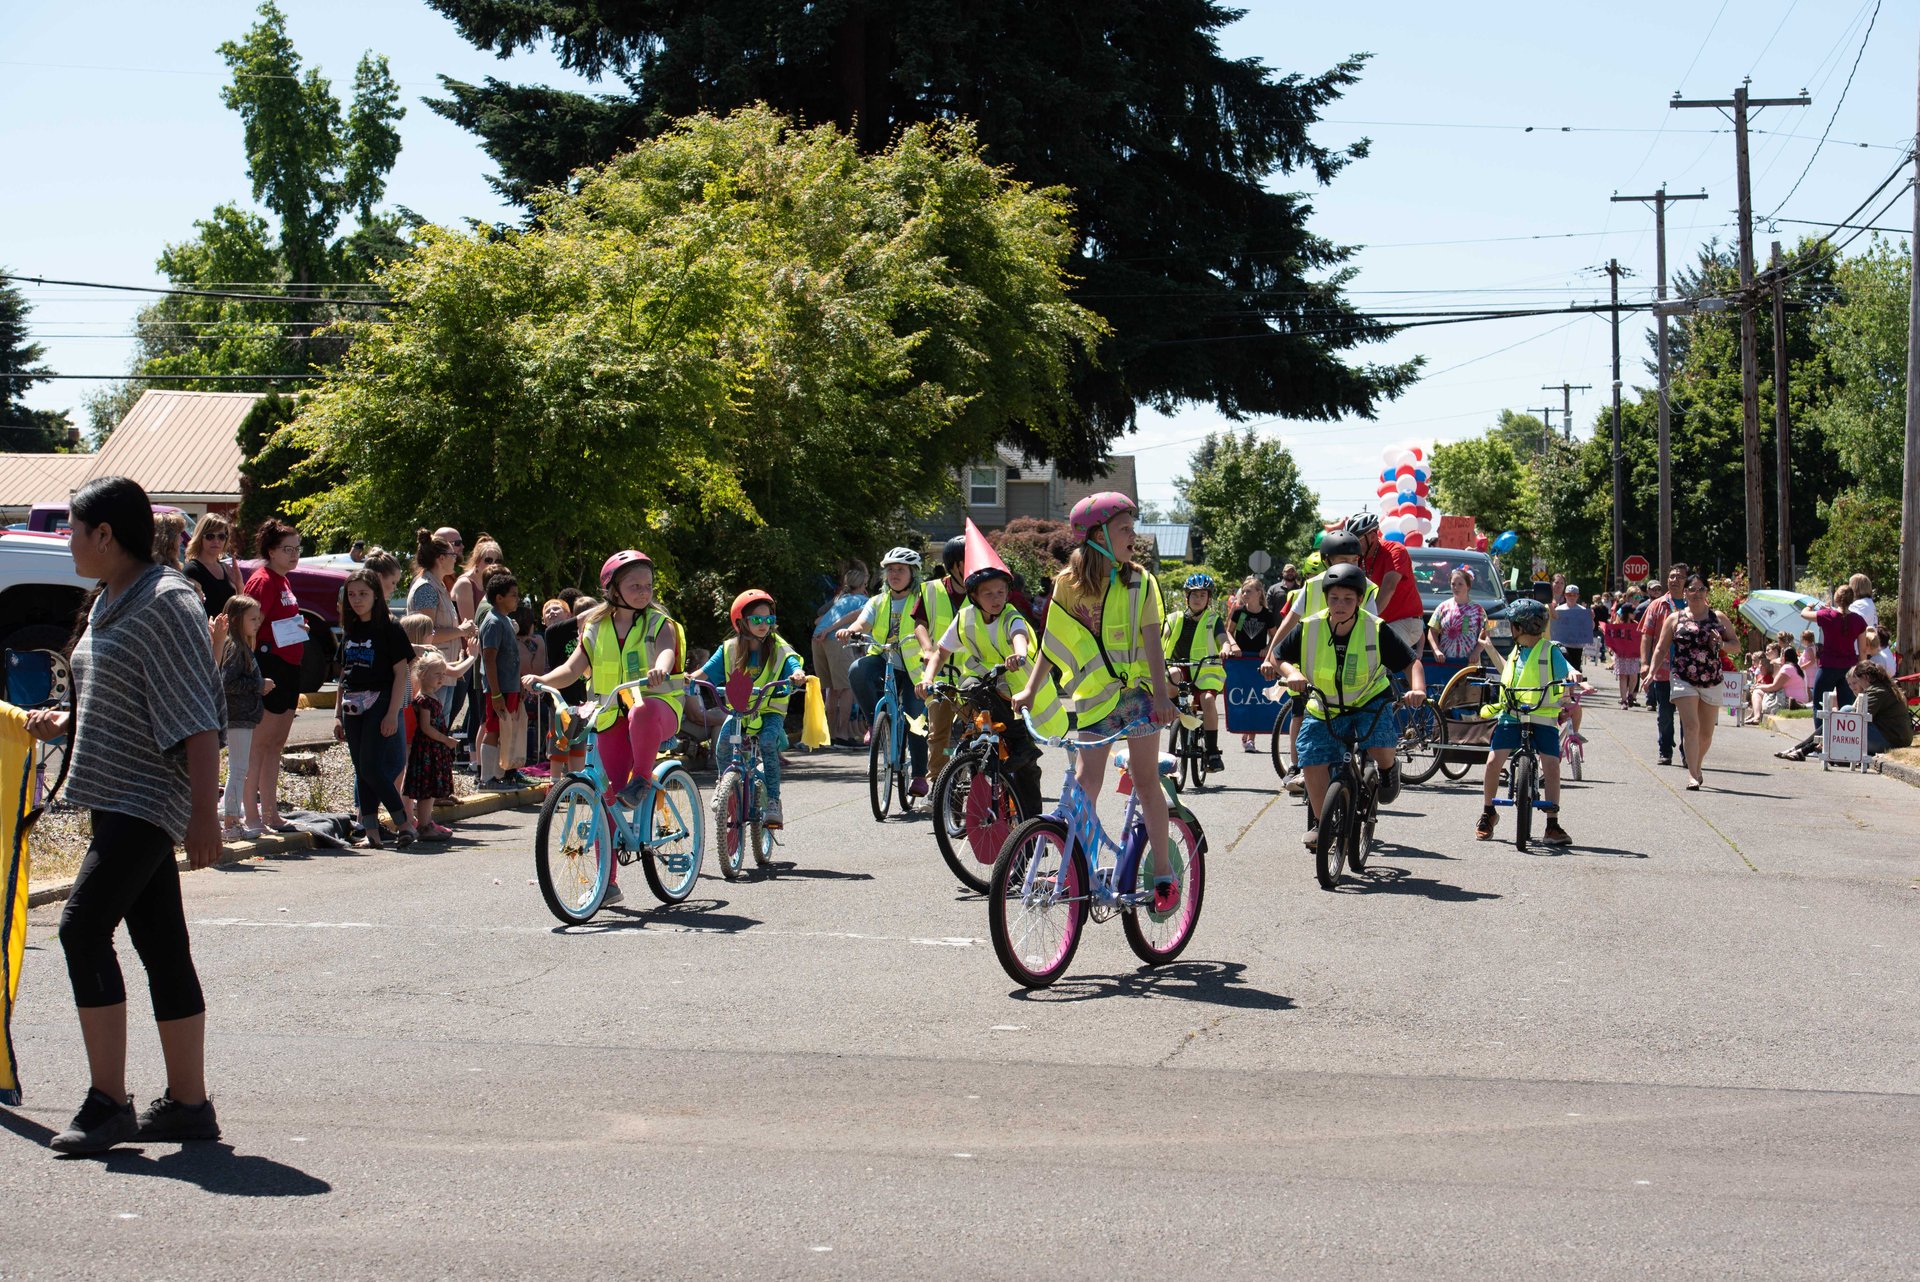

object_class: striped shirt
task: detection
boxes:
[66,566,224,843]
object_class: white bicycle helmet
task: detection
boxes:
[880,546,922,569]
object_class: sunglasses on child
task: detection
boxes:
[744,614,777,626]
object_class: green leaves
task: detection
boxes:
[1178,430,1321,582]
[292,107,1104,637]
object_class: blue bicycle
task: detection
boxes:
[988,715,1208,988]
[858,640,921,822]
[705,673,800,880]
[527,677,706,922]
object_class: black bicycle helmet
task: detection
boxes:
[1319,531,1363,561]
[964,563,1012,592]
[1321,562,1370,597]
[941,535,967,573]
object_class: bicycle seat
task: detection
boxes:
[1112,750,1177,778]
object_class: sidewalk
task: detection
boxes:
[1756,711,1920,790]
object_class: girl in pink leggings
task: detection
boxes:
[523,550,684,903]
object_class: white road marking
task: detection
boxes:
[193,916,986,949]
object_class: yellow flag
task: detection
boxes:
[799,676,830,750]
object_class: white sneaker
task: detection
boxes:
[1284,769,1306,795]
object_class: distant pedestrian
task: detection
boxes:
[1639,563,1688,765]
[182,513,244,619]
[334,568,416,847]
[27,476,225,1155]
[811,559,870,745]
[404,652,461,840]
[1551,585,1594,670]
[242,518,307,831]
[1849,661,1914,755]
[407,529,475,724]
[151,510,188,572]
[1848,574,1878,629]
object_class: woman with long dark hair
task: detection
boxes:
[334,567,417,847]
[25,476,225,1154]
[1652,575,1740,790]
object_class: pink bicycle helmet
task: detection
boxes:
[1068,490,1137,537]
[600,549,653,588]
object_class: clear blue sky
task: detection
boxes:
[5,1,1913,531]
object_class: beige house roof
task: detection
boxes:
[0,390,259,509]
[0,451,96,506]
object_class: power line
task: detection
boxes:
[0,273,390,308]
[21,372,322,381]
[1764,0,1881,220]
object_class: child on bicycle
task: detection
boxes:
[1274,563,1427,850]
[1164,572,1228,773]
[1011,492,1181,910]
[522,550,685,904]
[1475,598,1573,846]
[1263,532,1377,794]
[921,535,969,779]
[696,590,805,829]
[838,547,934,796]
[917,520,1042,815]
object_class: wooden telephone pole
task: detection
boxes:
[1606,260,1626,592]
[1613,187,1707,575]
[1769,242,1793,590]
[1900,31,1920,674]
[1673,82,1809,587]
[1540,382,1591,443]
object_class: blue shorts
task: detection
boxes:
[1491,721,1560,758]
[1295,696,1398,769]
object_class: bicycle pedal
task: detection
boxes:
[660,853,693,876]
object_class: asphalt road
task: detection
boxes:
[5,698,1917,1279]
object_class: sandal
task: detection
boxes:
[1774,748,1806,762]
[421,823,455,841]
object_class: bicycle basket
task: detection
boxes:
[552,704,595,752]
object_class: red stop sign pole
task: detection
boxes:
[1623,554,1650,583]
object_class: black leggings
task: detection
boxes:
[343,702,409,824]
[59,810,205,1021]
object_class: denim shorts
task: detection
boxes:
[1294,695,1397,768]
[1491,721,1561,757]
[1077,686,1156,740]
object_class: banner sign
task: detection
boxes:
[1223,657,1286,734]
[1435,515,1476,550]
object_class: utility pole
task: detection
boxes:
[1607,258,1626,593]
[1769,241,1793,591]
[1673,82,1808,588]
[1900,31,1920,675]
[1540,382,1592,443]
[1614,186,1707,574]
[1526,407,1559,456]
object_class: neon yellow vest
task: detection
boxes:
[719,635,799,733]
[1027,568,1160,736]
[1484,639,1564,726]
[584,607,685,731]
[1162,606,1225,692]
[866,589,924,671]
[921,580,963,677]
[1294,570,1378,621]
[956,603,1027,685]
[1302,610,1391,719]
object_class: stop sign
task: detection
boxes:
[1623,555,1650,582]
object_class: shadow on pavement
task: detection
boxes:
[0,1111,331,1196]
[1342,858,1501,902]
[1011,959,1294,1010]
[765,863,874,881]
[569,898,763,934]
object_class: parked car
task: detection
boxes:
[1405,545,1514,653]
[25,501,193,540]
[0,532,96,700]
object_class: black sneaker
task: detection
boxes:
[49,1088,137,1155]
[1656,756,1672,767]
[135,1091,221,1143]
[1377,763,1402,806]
[1205,751,1226,772]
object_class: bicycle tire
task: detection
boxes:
[1513,755,1536,851]
[1172,724,1190,789]
[1566,737,1583,781]
[1351,771,1375,874]
[989,817,1087,989]
[1269,697,1295,780]
[711,770,748,881]
[1398,702,1443,785]
[1123,808,1207,965]
[751,778,774,874]
[1315,780,1350,890]
[867,711,894,822]
[1189,729,1210,790]
[534,775,611,923]
[1439,754,1474,781]
[932,751,992,893]
[641,765,704,904]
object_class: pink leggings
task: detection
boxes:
[598,700,680,800]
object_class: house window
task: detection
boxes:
[968,465,1000,507]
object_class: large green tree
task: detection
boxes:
[423,0,1417,475]
[0,272,74,452]
[1176,430,1321,584]
[1807,237,1908,505]
[284,108,1105,637]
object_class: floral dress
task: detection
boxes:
[404,694,454,800]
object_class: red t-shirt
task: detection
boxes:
[245,566,306,665]
[1363,540,1422,623]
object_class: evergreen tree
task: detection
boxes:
[423,0,1416,474]
[0,272,73,452]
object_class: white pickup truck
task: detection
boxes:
[0,532,96,686]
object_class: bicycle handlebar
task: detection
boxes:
[1019,709,1157,750]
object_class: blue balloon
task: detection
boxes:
[1381,468,1396,483]
[1491,530,1519,555]
[1384,530,1407,544]
[1398,491,1417,506]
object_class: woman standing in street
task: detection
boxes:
[1653,574,1740,790]
[243,518,307,832]
[1426,566,1500,668]
[25,477,225,1154]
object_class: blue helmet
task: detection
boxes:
[1183,572,1216,593]
[1507,598,1549,633]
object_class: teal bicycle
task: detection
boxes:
[988,714,1208,989]
[527,677,706,923]
[856,639,922,822]
[705,671,800,880]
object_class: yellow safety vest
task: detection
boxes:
[1027,568,1160,736]
[1302,609,1391,719]
[1162,607,1226,693]
[719,635,800,733]
[1482,640,1564,726]
[867,590,924,671]
[955,603,1028,686]
[921,580,963,678]
[584,607,685,731]
[1293,571,1378,621]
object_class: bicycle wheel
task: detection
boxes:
[1513,755,1536,851]
[867,710,894,822]
[1351,772,1375,874]
[641,766,704,904]
[1270,710,1293,779]
[711,770,748,881]
[1439,753,1474,781]
[1188,728,1210,790]
[534,775,611,923]
[989,817,1087,989]
[1397,702,1443,785]
[1565,736,1584,781]
[1172,725,1191,789]
[932,751,991,893]
[751,778,774,874]
[1123,808,1206,965]
[1314,779,1350,890]
[893,713,919,815]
